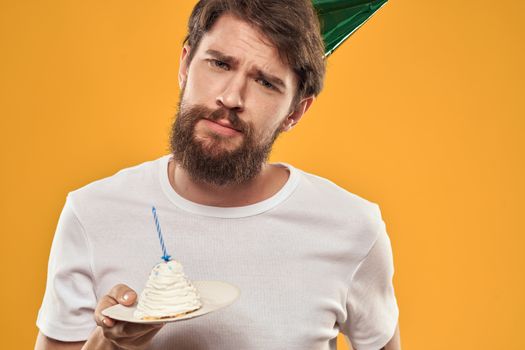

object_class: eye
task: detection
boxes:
[256,78,276,90]
[209,59,230,70]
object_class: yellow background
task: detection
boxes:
[1,0,524,349]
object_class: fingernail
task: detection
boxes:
[101,317,108,325]
[122,293,130,301]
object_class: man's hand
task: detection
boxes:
[83,284,164,350]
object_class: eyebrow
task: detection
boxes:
[254,69,286,90]
[205,49,239,66]
[205,49,286,90]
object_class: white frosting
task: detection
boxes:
[134,260,202,319]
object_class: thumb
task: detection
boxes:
[120,290,138,306]
[108,284,138,306]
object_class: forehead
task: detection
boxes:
[196,13,294,80]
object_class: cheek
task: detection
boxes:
[249,108,287,141]
[251,96,290,127]
[184,65,220,104]
[247,83,289,113]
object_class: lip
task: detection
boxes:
[212,119,241,132]
[201,119,242,136]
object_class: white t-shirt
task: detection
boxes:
[37,154,399,350]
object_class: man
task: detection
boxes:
[35,0,401,349]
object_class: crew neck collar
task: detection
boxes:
[158,154,301,218]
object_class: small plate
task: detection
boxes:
[102,280,240,324]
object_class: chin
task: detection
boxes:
[197,133,241,151]
[195,139,236,158]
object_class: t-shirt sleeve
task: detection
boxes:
[341,220,400,350]
[36,194,97,341]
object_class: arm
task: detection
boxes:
[345,323,401,350]
[381,323,401,350]
[35,284,163,350]
[35,329,115,350]
[34,332,85,350]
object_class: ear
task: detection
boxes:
[178,45,191,89]
[282,95,315,132]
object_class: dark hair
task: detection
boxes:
[183,0,326,109]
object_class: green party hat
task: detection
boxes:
[313,0,389,56]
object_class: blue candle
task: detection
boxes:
[151,206,171,262]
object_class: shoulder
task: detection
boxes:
[293,165,382,221]
[284,164,385,249]
[287,165,387,261]
[66,154,169,214]
[71,155,165,195]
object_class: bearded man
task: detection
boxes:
[35,1,401,349]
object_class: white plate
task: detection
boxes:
[102,280,240,324]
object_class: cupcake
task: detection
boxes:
[134,259,202,320]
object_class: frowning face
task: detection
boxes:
[170,13,313,185]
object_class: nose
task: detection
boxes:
[216,74,245,112]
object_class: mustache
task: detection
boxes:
[207,107,245,133]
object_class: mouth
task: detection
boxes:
[201,119,242,136]
[212,118,242,132]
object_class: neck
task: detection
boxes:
[167,158,289,207]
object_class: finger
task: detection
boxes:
[102,321,163,342]
[136,323,165,342]
[122,321,165,336]
[94,295,118,328]
[108,283,138,306]
[108,323,165,348]
[101,316,116,328]
[118,327,165,348]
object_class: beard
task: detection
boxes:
[169,97,283,186]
